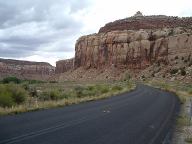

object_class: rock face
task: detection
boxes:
[55,58,74,74]
[0,58,55,80]
[75,28,192,70]
[55,14,192,82]
[74,15,192,71]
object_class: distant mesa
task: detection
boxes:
[0,58,55,81]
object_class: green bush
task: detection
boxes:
[38,89,61,101]
[74,86,85,97]
[0,84,28,107]
[96,85,109,94]
[189,90,192,95]
[28,87,38,97]
[50,90,60,100]
[38,91,50,101]
[112,85,123,91]
[2,77,21,84]
[6,84,27,104]
[22,83,29,90]
[0,86,14,107]
[61,92,71,99]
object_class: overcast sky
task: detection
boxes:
[0,0,191,66]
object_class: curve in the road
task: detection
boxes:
[0,84,180,144]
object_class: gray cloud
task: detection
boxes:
[0,0,90,62]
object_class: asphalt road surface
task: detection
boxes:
[0,84,179,144]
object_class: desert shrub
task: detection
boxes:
[87,86,95,91]
[73,86,95,97]
[38,91,50,101]
[189,90,192,95]
[38,89,61,101]
[84,89,97,97]
[180,68,186,76]
[29,87,38,97]
[174,56,179,59]
[2,77,21,84]
[22,83,29,90]
[170,69,178,75]
[96,85,109,94]
[50,90,60,100]
[0,84,27,107]
[141,75,146,81]
[0,85,14,107]
[6,84,27,104]
[112,85,123,91]
[61,92,71,99]
[74,86,85,97]
[184,59,188,63]
[168,29,174,36]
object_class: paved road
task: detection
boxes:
[0,85,179,144]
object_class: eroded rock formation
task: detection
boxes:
[0,58,55,80]
[75,15,192,70]
[55,58,74,74]
[56,14,192,82]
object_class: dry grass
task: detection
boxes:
[0,81,135,116]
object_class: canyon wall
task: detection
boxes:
[55,58,74,74]
[75,28,192,69]
[56,14,192,82]
[74,15,192,70]
[0,58,55,80]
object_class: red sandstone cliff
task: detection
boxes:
[74,15,192,69]
[56,14,192,81]
[0,58,55,80]
[55,58,74,74]
[75,27,192,70]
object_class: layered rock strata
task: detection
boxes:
[0,58,55,80]
[75,26,192,70]
[55,58,74,74]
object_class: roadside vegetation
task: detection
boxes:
[0,77,135,116]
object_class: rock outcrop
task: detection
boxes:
[56,13,192,82]
[0,58,55,80]
[55,58,74,74]
[74,12,192,69]
[75,27,192,70]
